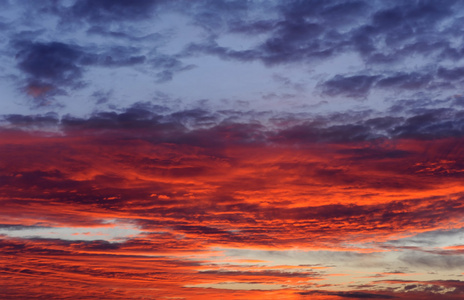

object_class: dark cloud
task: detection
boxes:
[248,0,368,65]
[180,0,464,100]
[279,0,369,24]
[351,1,457,62]
[376,72,433,90]
[378,279,464,296]
[13,41,151,104]
[0,238,71,256]
[0,169,73,190]
[389,108,464,140]
[50,107,269,148]
[319,70,439,99]
[190,1,455,64]
[272,106,464,143]
[437,67,464,81]
[60,110,182,133]
[228,19,277,35]
[13,38,192,105]
[3,113,59,127]
[0,224,49,231]
[364,116,403,131]
[183,40,259,63]
[3,100,464,143]
[320,75,378,98]
[7,0,464,108]
[299,290,396,299]
[188,0,250,34]
[169,108,218,127]
[69,0,162,22]
[273,122,375,143]
[85,46,147,67]
[86,26,163,42]
[14,41,84,100]
[150,54,195,83]
[184,1,363,64]
[336,147,412,161]
[15,41,83,84]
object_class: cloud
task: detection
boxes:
[5,0,464,111]
[178,0,464,103]
[2,106,464,298]
[85,46,147,67]
[183,0,461,67]
[299,290,397,299]
[15,41,83,84]
[3,113,59,128]
[12,41,150,104]
[150,55,196,83]
[2,105,464,253]
[0,224,49,231]
[378,279,464,297]
[437,67,464,81]
[376,72,433,90]
[0,237,214,300]
[399,253,464,270]
[319,75,378,98]
[198,269,319,279]
[14,41,84,102]
[2,1,464,299]
[12,39,189,106]
[69,0,163,22]
[318,70,447,100]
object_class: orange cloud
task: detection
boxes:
[2,125,464,298]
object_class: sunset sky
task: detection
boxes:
[2,1,464,299]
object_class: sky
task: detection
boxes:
[1,0,464,299]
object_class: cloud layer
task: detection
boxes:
[2,0,464,299]
[2,104,464,298]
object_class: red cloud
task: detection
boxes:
[2,123,464,298]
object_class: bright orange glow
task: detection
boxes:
[2,128,464,299]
